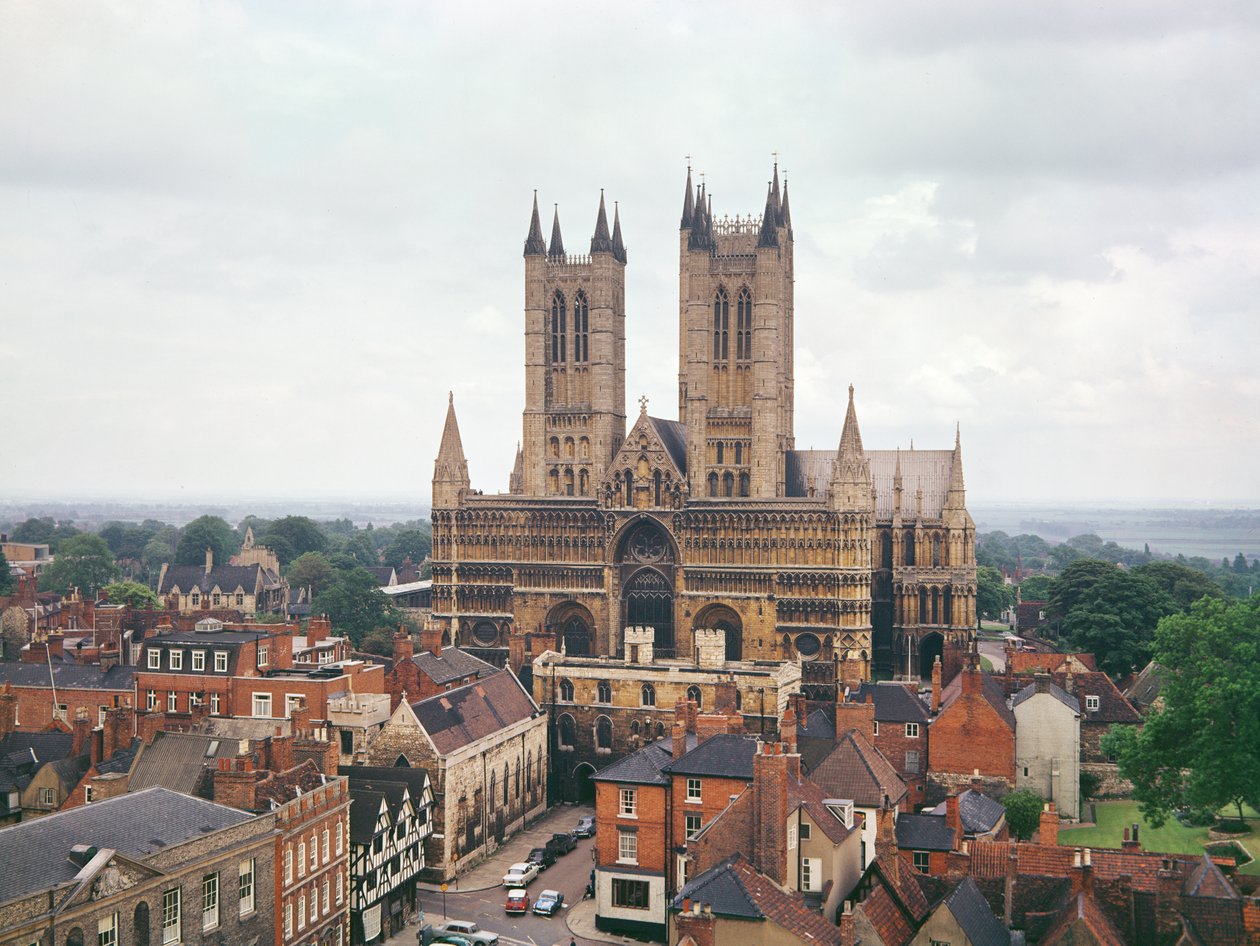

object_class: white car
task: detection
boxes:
[501,862,540,887]
[433,920,499,946]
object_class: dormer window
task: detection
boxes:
[169,651,182,670]
[1085,695,1100,712]
[148,649,161,669]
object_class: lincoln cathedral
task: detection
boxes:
[430,165,976,686]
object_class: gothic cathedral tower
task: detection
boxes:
[520,192,627,497]
[678,166,795,500]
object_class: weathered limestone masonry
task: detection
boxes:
[430,164,977,685]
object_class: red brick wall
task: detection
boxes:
[873,722,929,808]
[595,781,667,874]
[669,774,748,889]
[275,779,351,946]
[928,687,1015,784]
[10,685,132,732]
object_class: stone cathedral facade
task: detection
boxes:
[430,166,976,685]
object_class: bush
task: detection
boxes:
[1080,771,1102,801]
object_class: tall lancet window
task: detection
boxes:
[712,288,729,364]
[736,287,752,363]
[551,291,567,364]
[573,291,589,363]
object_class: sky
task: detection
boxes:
[2,1,1258,506]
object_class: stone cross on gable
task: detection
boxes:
[639,395,649,414]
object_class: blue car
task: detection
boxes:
[532,889,564,916]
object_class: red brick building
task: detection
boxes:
[0,660,135,732]
[380,626,495,710]
[927,654,1015,800]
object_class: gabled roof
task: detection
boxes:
[0,730,73,763]
[808,729,907,808]
[939,669,1017,730]
[1040,891,1127,946]
[0,662,134,691]
[1184,853,1237,899]
[158,563,274,595]
[592,739,674,786]
[0,787,254,904]
[895,813,955,852]
[96,738,143,776]
[853,682,931,723]
[649,416,688,475]
[127,730,239,797]
[1011,680,1080,714]
[856,854,933,945]
[790,771,854,845]
[48,753,91,790]
[662,733,758,779]
[1125,660,1166,708]
[798,707,835,741]
[410,670,538,755]
[939,876,1009,946]
[253,760,325,809]
[958,789,1005,834]
[339,765,432,843]
[411,646,495,686]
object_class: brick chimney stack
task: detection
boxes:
[394,627,415,663]
[931,656,942,713]
[1121,822,1140,851]
[138,711,167,746]
[71,708,92,757]
[0,683,16,739]
[420,621,442,658]
[780,706,797,754]
[835,693,876,745]
[674,902,716,946]
[102,706,132,759]
[306,615,331,645]
[290,696,311,737]
[961,658,982,697]
[213,754,261,811]
[1034,672,1052,694]
[839,901,856,946]
[47,632,65,661]
[1039,802,1059,846]
[753,742,789,884]
[672,718,688,759]
[945,791,961,847]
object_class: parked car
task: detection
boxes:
[433,921,499,946]
[573,815,595,838]
[433,937,473,946]
[501,862,540,887]
[504,889,530,914]
[533,889,565,916]
[526,846,555,870]
[548,832,576,855]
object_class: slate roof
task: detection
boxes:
[798,707,835,741]
[96,738,143,776]
[0,731,73,763]
[785,448,956,512]
[895,813,956,851]
[940,876,1010,946]
[254,760,325,810]
[854,682,932,722]
[958,789,1005,835]
[1184,853,1237,899]
[0,787,254,904]
[592,740,674,786]
[340,765,432,843]
[366,567,396,586]
[348,788,389,844]
[939,669,1017,730]
[1125,660,1166,709]
[412,646,495,686]
[648,416,689,474]
[0,662,134,691]
[1001,670,1139,723]
[661,733,758,779]
[808,729,907,808]
[48,754,91,790]
[671,854,842,944]
[1011,680,1080,714]
[127,730,240,797]
[158,563,278,595]
[410,670,538,755]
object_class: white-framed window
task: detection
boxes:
[322,878,329,914]
[210,692,221,715]
[55,703,67,722]
[286,694,304,718]
[38,787,55,806]
[252,693,272,718]
[85,786,94,804]
[214,651,228,672]
[97,911,118,946]
[619,788,637,817]
[335,872,343,905]
[686,778,701,802]
[236,593,244,606]
[98,705,107,726]
[167,691,178,712]
[169,650,182,670]
[239,858,255,916]
[192,651,205,671]
[148,649,161,669]
[298,895,306,930]
[617,829,637,864]
[202,872,219,930]
[190,593,199,606]
[146,689,157,710]
[1086,695,1100,712]
[905,722,920,738]
[309,835,318,871]
[913,850,931,874]
[335,819,344,855]
[298,841,306,877]
[257,645,269,668]
[800,822,812,840]
[284,847,293,884]
[906,750,920,774]
[801,857,820,892]
[337,924,344,946]
[284,903,293,938]
[212,593,221,607]
[322,827,330,861]
[162,887,181,946]
[873,720,880,736]
[309,891,317,922]
[685,813,702,839]
[788,823,798,850]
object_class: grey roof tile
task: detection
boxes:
[662,733,758,779]
[944,876,1010,946]
[0,731,73,763]
[127,730,239,797]
[410,671,538,755]
[895,813,955,851]
[854,682,932,722]
[958,789,1005,834]
[592,741,674,786]
[0,662,134,691]
[1012,680,1080,714]
[411,647,495,686]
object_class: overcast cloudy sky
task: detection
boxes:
[2,1,1258,505]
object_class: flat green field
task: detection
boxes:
[1059,801,1259,876]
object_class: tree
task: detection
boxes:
[381,528,432,569]
[359,628,397,657]
[1018,575,1054,601]
[1060,569,1176,677]
[1002,788,1046,840]
[976,566,1014,621]
[1134,561,1223,611]
[259,516,328,566]
[1048,559,1121,620]
[1048,543,1086,572]
[0,550,13,596]
[39,534,119,596]
[101,580,160,609]
[310,568,398,646]
[174,516,239,567]
[1104,595,1260,827]
[340,533,380,569]
[288,552,338,598]
[142,526,181,577]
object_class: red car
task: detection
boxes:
[504,889,530,914]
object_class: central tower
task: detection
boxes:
[678,165,795,499]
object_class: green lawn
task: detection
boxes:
[1059,801,1260,876]
[979,656,995,672]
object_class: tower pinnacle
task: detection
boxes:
[591,190,613,254]
[524,191,546,257]
[681,165,695,229]
[611,202,626,263]
[548,206,565,258]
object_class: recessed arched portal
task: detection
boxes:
[616,518,677,656]
[694,604,743,661]
[572,762,597,803]
[919,631,944,680]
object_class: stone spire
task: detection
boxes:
[757,182,779,248]
[509,441,524,494]
[688,183,711,251]
[611,202,626,263]
[893,447,903,516]
[831,384,873,511]
[432,392,470,508]
[781,179,793,236]
[771,162,784,226]
[590,190,613,254]
[547,206,565,258]
[523,191,546,256]
[945,423,966,511]
[680,165,695,229]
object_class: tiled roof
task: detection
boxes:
[648,416,689,474]
[859,882,916,944]
[939,669,1016,730]
[412,646,495,686]
[854,682,931,722]
[1000,670,1139,724]
[96,738,143,776]
[1184,853,1237,899]
[790,772,854,845]
[254,760,325,809]
[127,730,239,797]
[808,729,907,808]
[662,733,758,779]
[1124,660,1165,708]
[941,876,1009,946]
[958,789,1005,834]
[0,662,134,691]
[0,787,254,904]
[593,740,674,786]
[158,563,274,595]
[857,855,933,945]
[340,766,433,843]
[366,567,396,585]
[1011,680,1080,714]
[672,854,842,944]
[895,813,955,851]
[869,449,954,519]
[1040,891,1127,946]
[799,707,835,741]
[0,730,73,763]
[411,671,538,755]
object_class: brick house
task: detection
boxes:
[0,662,135,733]
[157,548,288,616]
[927,654,1015,800]
[381,625,495,710]
[362,670,547,882]
[849,681,932,808]
[0,787,277,946]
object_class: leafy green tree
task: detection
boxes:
[381,528,432,569]
[39,534,119,596]
[1048,543,1086,572]
[340,533,379,569]
[359,628,397,657]
[259,516,328,566]
[174,516,239,567]
[1103,594,1260,826]
[1234,553,1251,574]
[1066,533,1107,558]
[310,568,398,646]
[11,517,55,544]
[1134,561,1223,611]
[0,550,14,595]
[1060,569,1176,677]
[1048,559,1121,619]
[1002,788,1046,840]
[288,552,338,598]
[1018,575,1054,601]
[101,580,160,609]
[142,526,181,577]
[976,566,1015,621]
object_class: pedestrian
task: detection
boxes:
[570,939,576,946]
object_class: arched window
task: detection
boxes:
[66,928,84,946]
[708,473,718,497]
[558,713,576,748]
[579,436,590,458]
[550,291,567,364]
[932,534,941,567]
[573,291,589,363]
[595,715,613,749]
[905,531,916,566]
[559,678,574,702]
[734,442,742,464]
[565,437,575,458]
[919,587,928,624]
[597,680,612,703]
[548,468,559,493]
[526,751,533,789]
[713,288,729,363]
[716,442,724,464]
[563,469,574,496]
[631,720,641,736]
[489,771,496,807]
[736,287,752,363]
[723,472,734,497]
[686,685,702,708]
[944,586,953,625]
[738,472,750,497]
[734,689,742,711]
[640,683,656,707]
[394,753,410,767]
[882,532,893,569]
[653,470,662,507]
[504,763,510,804]
[134,901,151,946]
[655,721,665,738]
[549,437,560,458]
[624,470,633,503]
[579,469,590,495]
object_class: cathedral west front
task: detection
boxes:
[430,165,976,687]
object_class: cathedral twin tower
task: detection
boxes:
[431,164,977,684]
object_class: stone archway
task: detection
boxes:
[572,762,597,803]
[694,604,743,662]
[919,631,944,680]
[615,518,677,656]
[547,602,595,657]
